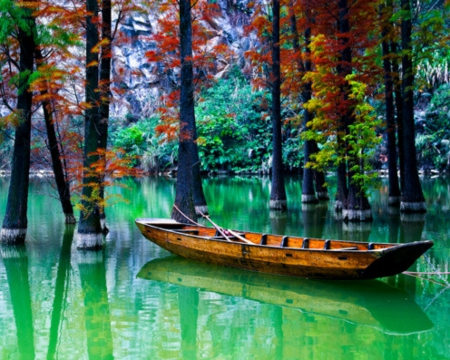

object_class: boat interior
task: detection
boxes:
[150,221,392,251]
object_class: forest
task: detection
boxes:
[0,0,449,248]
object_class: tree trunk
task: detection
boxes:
[192,146,208,216]
[172,0,198,223]
[391,40,405,191]
[288,1,317,203]
[343,178,373,222]
[1,10,35,244]
[313,143,329,200]
[335,160,348,212]
[381,3,401,207]
[77,0,103,249]
[400,0,426,213]
[98,0,112,233]
[269,0,287,210]
[35,47,76,224]
[298,11,320,204]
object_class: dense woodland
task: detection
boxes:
[0,0,449,248]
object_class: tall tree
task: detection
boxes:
[172,0,198,222]
[0,1,36,243]
[146,0,228,218]
[77,0,103,249]
[380,1,401,207]
[287,1,315,204]
[399,0,426,213]
[269,0,287,210]
[34,44,76,224]
[98,0,112,232]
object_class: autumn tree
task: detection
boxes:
[77,0,103,248]
[30,2,84,224]
[76,0,135,248]
[146,0,229,219]
[303,0,381,222]
[0,1,37,243]
[246,0,288,210]
[286,0,329,203]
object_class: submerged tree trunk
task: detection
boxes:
[313,140,329,200]
[269,0,287,210]
[35,47,76,224]
[77,0,103,249]
[400,0,426,213]
[338,0,372,222]
[288,1,319,204]
[192,147,208,216]
[391,40,405,191]
[172,0,198,223]
[1,10,35,244]
[98,0,112,233]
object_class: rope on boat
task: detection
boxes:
[172,204,202,226]
[403,272,450,288]
[173,204,253,244]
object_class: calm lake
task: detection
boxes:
[0,175,449,359]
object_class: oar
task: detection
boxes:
[201,215,233,242]
[226,229,254,245]
[197,209,253,245]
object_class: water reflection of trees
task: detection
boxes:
[47,225,75,359]
[1,244,35,359]
[78,250,114,359]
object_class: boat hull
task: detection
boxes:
[135,218,433,280]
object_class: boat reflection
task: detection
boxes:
[138,256,433,335]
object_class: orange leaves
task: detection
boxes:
[72,148,143,212]
[145,0,233,143]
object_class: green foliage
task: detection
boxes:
[196,74,272,172]
[109,116,177,171]
[418,84,450,171]
[303,72,381,193]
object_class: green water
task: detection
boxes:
[0,176,449,359]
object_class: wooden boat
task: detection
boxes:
[138,256,433,335]
[135,218,434,280]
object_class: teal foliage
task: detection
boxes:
[419,84,450,171]
[111,71,305,174]
[196,75,272,172]
[109,116,177,170]
[283,127,303,171]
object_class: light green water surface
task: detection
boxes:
[0,176,449,359]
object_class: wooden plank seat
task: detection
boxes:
[208,233,246,241]
[329,246,359,251]
[173,229,200,236]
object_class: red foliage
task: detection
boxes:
[145,0,233,138]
